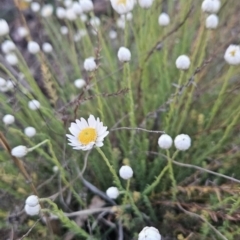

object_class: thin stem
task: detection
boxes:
[167,150,177,200]
[28,139,49,152]
[96,147,123,190]
[123,179,130,205]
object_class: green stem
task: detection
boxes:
[28,139,49,152]
[96,147,123,190]
[167,150,177,200]
[123,179,130,205]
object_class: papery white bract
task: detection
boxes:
[24,127,36,138]
[25,195,39,207]
[3,114,15,125]
[66,115,109,151]
[174,134,191,151]
[56,7,66,19]
[25,204,41,216]
[201,0,221,13]
[28,99,41,110]
[106,187,119,199]
[158,13,170,26]
[84,57,97,71]
[80,0,94,13]
[42,42,53,53]
[138,226,161,240]
[11,145,28,158]
[6,53,18,65]
[74,79,86,89]
[138,0,154,9]
[17,26,29,38]
[224,45,240,65]
[175,55,191,70]
[28,41,40,54]
[110,0,135,15]
[205,14,219,29]
[41,4,54,17]
[158,134,173,149]
[1,40,16,54]
[118,47,131,62]
[119,166,133,179]
[0,19,9,36]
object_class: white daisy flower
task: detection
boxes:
[66,115,109,151]
[110,0,135,15]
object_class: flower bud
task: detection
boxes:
[205,14,219,29]
[3,114,15,125]
[80,0,94,13]
[175,55,191,70]
[31,2,40,12]
[42,42,53,53]
[84,57,97,71]
[11,145,28,158]
[53,166,59,173]
[138,0,154,9]
[28,41,40,54]
[158,13,170,26]
[17,26,29,38]
[119,166,133,180]
[106,187,119,199]
[174,134,191,151]
[109,30,117,39]
[0,77,6,87]
[0,19,9,36]
[117,47,131,62]
[74,79,86,89]
[1,40,16,54]
[110,0,134,15]
[25,204,41,216]
[224,45,240,65]
[5,53,18,65]
[25,195,39,207]
[65,8,77,21]
[56,7,66,19]
[60,26,68,35]
[138,226,161,240]
[201,0,220,13]
[41,4,53,17]
[28,99,41,110]
[72,2,83,15]
[24,126,36,138]
[158,134,173,149]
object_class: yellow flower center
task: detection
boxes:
[230,50,236,56]
[117,0,127,5]
[78,128,97,145]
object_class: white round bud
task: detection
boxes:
[174,134,191,151]
[31,2,40,12]
[74,79,86,89]
[110,0,134,14]
[158,13,170,26]
[80,0,94,13]
[25,195,39,207]
[158,134,173,149]
[60,26,68,35]
[138,226,161,240]
[205,14,219,29]
[201,0,221,13]
[56,7,66,19]
[11,145,28,158]
[65,8,77,21]
[175,55,191,70]
[119,166,133,180]
[109,30,117,39]
[5,53,18,65]
[0,77,6,87]
[117,18,125,29]
[64,0,73,8]
[41,4,53,17]
[28,99,41,110]
[3,114,15,125]
[1,40,16,54]
[6,80,14,90]
[224,44,240,65]
[42,42,53,53]
[24,204,41,216]
[90,17,100,28]
[117,47,131,62]
[28,41,40,54]
[17,26,29,38]
[80,14,88,22]
[0,19,9,36]
[53,166,59,173]
[84,57,97,71]
[72,2,83,15]
[138,0,154,9]
[106,187,119,199]
[126,12,133,21]
[24,127,36,138]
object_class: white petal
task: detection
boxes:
[69,123,80,136]
[95,141,104,147]
[88,114,97,128]
[98,126,107,136]
[80,117,89,127]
